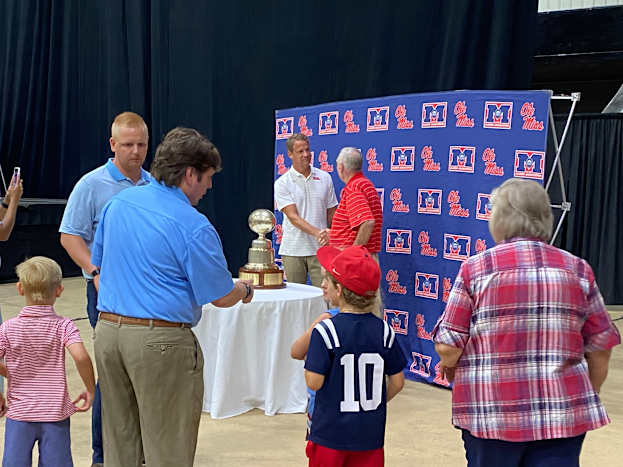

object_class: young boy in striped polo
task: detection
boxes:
[304,245,406,467]
[0,256,95,466]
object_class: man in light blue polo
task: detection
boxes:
[91,127,254,467]
[59,111,150,467]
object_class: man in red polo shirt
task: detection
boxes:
[326,147,382,254]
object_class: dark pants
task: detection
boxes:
[86,280,103,464]
[461,429,586,467]
[3,418,73,467]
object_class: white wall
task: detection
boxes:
[539,0,623,12]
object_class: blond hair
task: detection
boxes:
[489,178,553,242]
[111,111,148,139]
[15,256,62,304]
[326,272,380,315]
[285,133,309,152]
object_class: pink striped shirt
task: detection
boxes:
[330,172,383,252]
[0,305,82,421]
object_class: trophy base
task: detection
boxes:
[238,266,286,289]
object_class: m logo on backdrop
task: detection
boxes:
[367,106,390,131]
[390,146,415,171]
[384,309,408,335]
[410,352,432,378]
[448,146,476,173]
[415,272,439,300]
[376,187,385,211]
[275,117,293,139]
[417,189,442,215]
[443,234,471,261]
[483,101,513,129]
[421,102,447,128]
[514,150,545,180]
[476,193,492,220]
[386,229,412,254]
[318,111,339,135]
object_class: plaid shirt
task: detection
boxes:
[433,238,620,442]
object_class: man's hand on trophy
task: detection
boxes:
[238,279,255,304]
[317,228,330,247]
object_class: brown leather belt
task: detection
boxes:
[98,312,191,328]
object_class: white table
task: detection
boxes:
[194,282,325,419]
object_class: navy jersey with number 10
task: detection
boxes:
[304,312,407,451]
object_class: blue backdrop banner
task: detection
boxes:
[273,90,551,386]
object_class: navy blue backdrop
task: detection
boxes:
[274,90,550,385]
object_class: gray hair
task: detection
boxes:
[336,147,362,172]
[489,178,553,242]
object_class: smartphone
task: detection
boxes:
[10,167,20,187]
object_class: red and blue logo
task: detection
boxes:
[386,229,412,254]
[367,106,390,131]
[417,189,442,215]
[366,148,384,172]
[416,313,433,341]
[443,233,471,261]
[483,101,513,129]
[415,272,439,300]
[514,150,545,180]
[448,146,476,173]
[318,111,339,135]
[476,193,492,220]
[275,117,293,139]
[384,309,408,335]
[421,102,447,128]
[410,352,432,378]
[376,187,384,212]
[390,146,415,171]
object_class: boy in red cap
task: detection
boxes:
[304,245,406,467]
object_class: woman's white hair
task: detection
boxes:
[489,178,553,242]
[336,147,362,172]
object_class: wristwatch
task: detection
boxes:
[90,268,100,277]
[243,282,252,299]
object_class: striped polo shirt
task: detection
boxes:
[0,305,82,421]
[330,172,383,253]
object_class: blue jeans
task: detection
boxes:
[461,429,586,467]
[3,418,73,467]
[86,280,103,464]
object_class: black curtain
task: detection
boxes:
[549,114,623,305]
[0,0,538,280]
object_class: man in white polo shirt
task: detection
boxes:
[274,134,337,287]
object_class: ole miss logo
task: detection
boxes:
[367,106,390,131]
[343,110,360,133]
[318,111,339,135]
[448,146,476,173]
[297,115,313,136]
[416,313,433,341]
[386,229,412,254]
[483,101,513,129]
[390,146,415,171]
[417,189,442,215]
[275,117,293,139]
[514,150,545,180]
[476,193,492,220]
[421,102,447,128]
[443,234,471,261]
[384,309,408,335]
[415,272,439,300]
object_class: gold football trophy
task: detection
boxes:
[238,209,285,289]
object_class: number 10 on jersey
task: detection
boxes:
[340,353,384,412]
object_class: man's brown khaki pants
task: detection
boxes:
[281,255,323,287]
[94,319,204,467]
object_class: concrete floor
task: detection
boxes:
[0,277,621,466]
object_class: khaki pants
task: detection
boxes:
[281,255,323,287]
[94,319,204,467]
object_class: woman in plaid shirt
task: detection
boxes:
[433,178,620,467]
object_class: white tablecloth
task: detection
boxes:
[194,282,325,419]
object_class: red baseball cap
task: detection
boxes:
[316,245,380,297]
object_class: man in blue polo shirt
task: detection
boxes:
[91,127,254,467]
[59,111,150,467]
